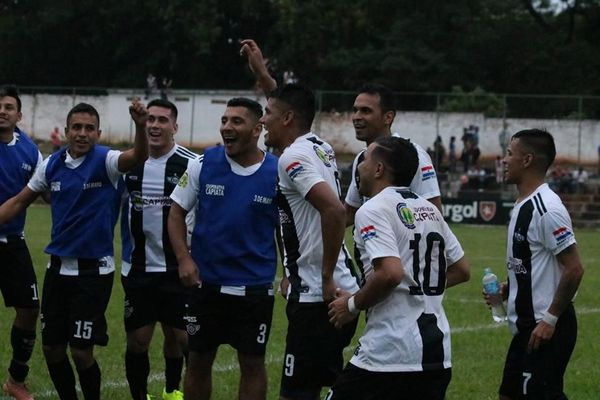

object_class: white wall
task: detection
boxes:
[17,91,600,163]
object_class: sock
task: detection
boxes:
[77,361,101,400]
[47,358,78,400]
[9,326,36,382]
[164,356,184,392]
[125,350,149,399]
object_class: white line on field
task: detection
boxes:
[24,306,600,398]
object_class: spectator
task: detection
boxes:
[50,126,61,152]
[448,136,457,173]
[432,135,446,170]
[572,166,589,193]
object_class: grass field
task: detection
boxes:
[0,204,598,399]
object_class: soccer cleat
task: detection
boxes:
[162,388,183,400]
[2,378,34,400]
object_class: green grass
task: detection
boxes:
[0,205,598,399]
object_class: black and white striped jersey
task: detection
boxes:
[121,144,199,276]
[351,186,464,371]
[277,132,359,303]
[506,183,576,335]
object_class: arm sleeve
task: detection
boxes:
[540,206,577,255]
[344,152,363,208]
[105,150,123,188]
[27,157,50,193]
[170,158,203,212]
[355,205,400,262]
[279,149,324,198]
[440,220,465,265]
[410,144,441,200]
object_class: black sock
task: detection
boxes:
[164,356,184,392]
[125,350,149,399]
[47,358,78,400]
[77,361,101,400]
[9,326,36,382]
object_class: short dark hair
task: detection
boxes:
[357,83,396,113]
[147,98,178,120]
[269,83,315,131]
[372,136,418,187]
[227,97,263,120]
[66,103,100,127]
[0,85,22,112]
[511,129,556,172]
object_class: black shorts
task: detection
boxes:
[122,272,187,332]
[0,237,39,308]
[499,304,577,399]
[326,364,452,400]
[279,302,358,399]
[186,284,274,356]
[41,269,114,349]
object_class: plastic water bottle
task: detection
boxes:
[482,267,507,323]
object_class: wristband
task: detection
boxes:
[347,296,360,315]
[542,312,558,327]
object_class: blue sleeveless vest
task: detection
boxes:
[45,145,120,258]
[0,128,39,236]
[191,146,278,286]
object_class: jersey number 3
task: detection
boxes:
[409,232,446,296]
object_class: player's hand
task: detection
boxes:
[178,256,201,288]
[482,282,507,307]
[239,39,269,76]
[328,289,357,329]
[322,275,337,303]
[279,275,290,300]
[528,321,555,353]
[129,97,148,126]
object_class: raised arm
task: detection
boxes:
[117,98,149,173]
[240,39,277,96]
[305,181,346,303]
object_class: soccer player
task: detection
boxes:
[168,97,279,400]
[0,85,43,400]
[260,84,360,400]
[494,129,584,399]
[120,99,197,400]
[0,100,148,400]
[327,136,470,400]
[345,83,442,228]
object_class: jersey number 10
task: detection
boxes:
[408,232,446,296]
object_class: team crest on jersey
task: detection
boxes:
[421,165,435,181]
[167,173,180,185]
[177,172,189,188]
[553,226,573,246]
[360,225,377,242]
[21,162,32,172]
[479,201,496,222]
[285,161,304,180]
[51,181,61,192]
[397,202,415,229]
[313,145,331,167]
[513,229,525,242]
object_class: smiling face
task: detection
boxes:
[65,112,101,158]
[260,98,289,150]
[352,93,393,144]
[503,138,529,185]
[357,142,380,198]
[220,106,261,160]
[146,105,177,157]
[0,95,22,137]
